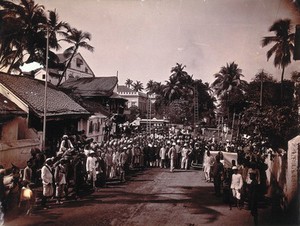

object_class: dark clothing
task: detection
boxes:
[0,174,4,202]
[212,161,224,196]
[248,179,258,216]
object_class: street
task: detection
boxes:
[5,168,279,226]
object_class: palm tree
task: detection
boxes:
[146,80,154,93]
[57,27,94,86]
[47,9,69,50]
[125,78,133,88]
[132,80,144,92]
[211,62,245,97]
[211,62,246,120]
[162,63,194,102]
[261,18,295,101]
[0,0,48,73]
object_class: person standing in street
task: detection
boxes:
[203,150,213,182]
[86,151,98,190]
[181,143,191,170]
[41,158,54,209]
[248,170,259,226]
[159,144,167,169]
[212,155,224,197]
[54,159,67,204]
[168,142,177,172]
[230,166,243,209]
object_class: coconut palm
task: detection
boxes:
[132,80,144,92]
[261,18,295,101]
[0,0,48,73]
[125,78,133,88]
[211,62,246,120]
[163,63,194,102]
[146,80,155,93]
[57,27,94,86]
[211,62,245,97]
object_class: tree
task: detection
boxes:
[57,27,94,86]
[125,78,133,88]
[240,105,298,149]
[0,1,71,73]
[0,0,48,73]
[162,63,193,102]
[211,62,247,120]
[291,71,300,105]
[261,19,295,101]
[132,80,144,92]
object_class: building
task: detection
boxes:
[0,73,90,166]
[117,85,148,113]
[60,77,127,142]
[33,52,94,86]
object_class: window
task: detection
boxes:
[76,58,83,67]
[42,74,45,79]
[85,67,88,73]
[131,101,137,106]
[88,121,93,134]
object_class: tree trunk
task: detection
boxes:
[280,66,285,104]
[56,48,78,87]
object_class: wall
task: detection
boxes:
[286,136,299,204]
[0,139,40,168]
[264,138,299,213]
[0,117,40,168]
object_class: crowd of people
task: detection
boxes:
[1,127,281,225]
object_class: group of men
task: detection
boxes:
[16,128,270,225]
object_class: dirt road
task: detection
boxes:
[5,168,277,226]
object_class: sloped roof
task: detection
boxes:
[60,76,118,97]
[0,73,89,118]
[117,85,134,93]
[76,99,111,117]
[0,93,26,116]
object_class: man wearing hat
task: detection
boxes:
[181,143,191,170]
[58,135,74,155]
[86,151,98,190]
[41,158,54,209]
[230,166,243,209]
[168,142,177,172]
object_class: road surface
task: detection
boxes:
[5,168,284,226]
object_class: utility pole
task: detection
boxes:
[193,84,199,135]
[260,72,263,107]
[42,27,49,150]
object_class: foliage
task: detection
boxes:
[57,27,94,86]
[261,18,295,101]
[125,78,133,88]
[127,105,141,122]
[0,0,48,73]
[211,62,247,121]
[168,99,192,124]
[132,80,144,92]
[240,105,299,148]
[149,63,215,124]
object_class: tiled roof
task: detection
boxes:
[60,76,118,97]
[0,93,26,115]
[0,73,89,118]
[76,99,111,117]
[117,85,134,93]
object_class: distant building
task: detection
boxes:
[117,85,148,113]
[32,52,94,86]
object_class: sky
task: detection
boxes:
[35,0,300,87]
